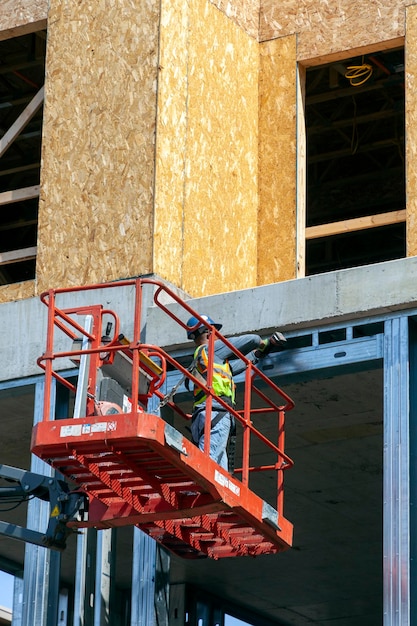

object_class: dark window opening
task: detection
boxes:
[0,30,46,286]
[307,222,406,274]
[305,48,405,275]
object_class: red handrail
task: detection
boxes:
[37,278,294,516]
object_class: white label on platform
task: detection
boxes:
[91,422,107,433]
[59,421,116,437]
[214,469,240,496]
[60,425,82,437]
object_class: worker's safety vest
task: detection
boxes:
[192,344,235,408]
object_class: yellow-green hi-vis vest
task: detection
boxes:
[192,344,235,408]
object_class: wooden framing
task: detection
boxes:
[0,86,44,158]
[296,64,306,278]
[0,247,37,266]
[0,186,40,206]
[0,85,43,274]
[306,210,406,240]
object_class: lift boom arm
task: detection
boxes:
[0,464,88,551]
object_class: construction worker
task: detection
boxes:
[186,315,286,471]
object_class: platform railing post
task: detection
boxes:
[241,365,253,486]
[130,279,143,414]
[203,330,215,457]
[277,408,285,515]
[43,290,55,421]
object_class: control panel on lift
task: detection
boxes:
[31,278,295,559]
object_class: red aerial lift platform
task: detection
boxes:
[31,278,294,559]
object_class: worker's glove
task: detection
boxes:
[254,331,287,358]
[269,331,287,347]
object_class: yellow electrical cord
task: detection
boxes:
[345,62,373,86]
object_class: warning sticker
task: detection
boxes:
[214,469,240,496]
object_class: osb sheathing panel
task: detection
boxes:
[0,280,35,304]
[260,0,408,61]
[209,0,260,41]
[258,36,296,284]
[153,0,189,289]
[154,0,259,298]
[406,5,417,257]
[36,0,160,292]
[0,0,47,41]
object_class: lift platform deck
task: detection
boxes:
[32,278,294,559]
[31,410,292,559]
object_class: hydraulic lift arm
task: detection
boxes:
[0,464,88,551]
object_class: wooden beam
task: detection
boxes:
[297,64,307,278]
[0,21,47,43]
[0,185,40,206]
[0,218,37,232]
[0,162,40,178]
[308,109,403,136]
[0,86,44,158]
[308,137,404,165]
[0,247,37,266]
[306,209,406,240]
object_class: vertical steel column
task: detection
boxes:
[58,589,69,625]
[73,529,97,626]
[21,379,61,626]
[94,529,116,626]
[383,316,410,624]
[409,318,417,624]
[11,575,24,626]
[154,547,170,626]
[73,313,98,625]
[131,529,157,626]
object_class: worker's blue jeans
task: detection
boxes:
[191,409,231,471]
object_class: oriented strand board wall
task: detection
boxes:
[258,36,297,284]
[153,0,189,290]
[260,0,407,61]
[210,0,259,40]
[154,0,259,297]
[406,5,417,257]
[0,0,47,40]
[0,281,35,304]
[36,0,160,292]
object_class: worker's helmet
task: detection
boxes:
[186,314,222,340]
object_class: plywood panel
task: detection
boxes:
[406,5,417,257]
[258,36,297,285]
[260,0,407,62]
[0,0,47,41]
[0,280,35,304]
[153,0,189,288]
[180,0,259,297]
[155,0,259,297]
[36,0,160,292]
[210,0,260,41]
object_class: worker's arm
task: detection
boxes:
[214,334,262,375]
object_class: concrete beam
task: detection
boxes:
[2,257,417,383]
